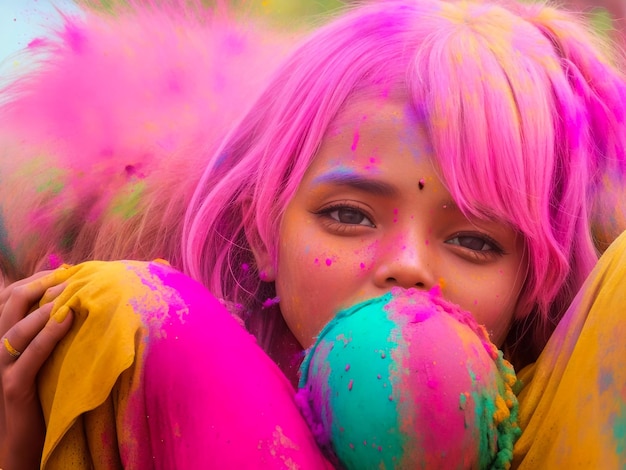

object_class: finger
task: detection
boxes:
[12,308,74,387]
[0,272,66,333]
[0,303,54,366]
[39,282,68,305]
[0,267,69,312]
[0,269,56,306]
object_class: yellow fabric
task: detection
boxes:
[34,259,334,470]
[513,231,626,468]
[37,260,172,470]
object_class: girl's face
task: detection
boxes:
[269,101,526,349]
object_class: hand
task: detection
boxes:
[0,271,73,470]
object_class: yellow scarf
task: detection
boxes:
[513,231,626,468]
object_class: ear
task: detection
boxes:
[244,220,276,282]
[251,244,276,282]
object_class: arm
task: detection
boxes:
[0,271,73,470]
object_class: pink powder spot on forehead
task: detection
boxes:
[314,258,320,265]
[351,131,360,151]
[359,262,366,269]
[325,258,333,266]
[363,155,381,173]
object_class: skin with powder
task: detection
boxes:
[273,100,526,354]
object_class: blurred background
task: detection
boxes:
[1,0,625,65]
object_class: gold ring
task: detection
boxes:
[2,337,21,358]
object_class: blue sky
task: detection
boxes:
[0,0,80,63]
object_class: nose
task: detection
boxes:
[373,236,436,290]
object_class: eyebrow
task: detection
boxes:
[311,171,399,197]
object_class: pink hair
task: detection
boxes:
[183,0,626,363]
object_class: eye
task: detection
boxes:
[448,236,492,251]
[446,233,504,256]
[330,207,373,226]
[317,203,376,228]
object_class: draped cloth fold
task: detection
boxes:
[37,260,331,469]
[513,231,626,468]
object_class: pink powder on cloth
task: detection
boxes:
[119,262,332,468]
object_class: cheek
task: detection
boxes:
[274,233,338,347]
[276,235,376,347]
[439,271,519,346]
[275,259,341,348]
[472,299,516,347]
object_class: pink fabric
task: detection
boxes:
[119,263,331,468]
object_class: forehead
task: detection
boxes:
[319,99,432,165]
[326,98,417,135]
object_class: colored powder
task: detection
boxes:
[0,214,16,265]
[351,130,360,151]
[297,287,521,469]
[47,253,64,269]
[262,296,280,308]
[13,159,67,205]
[35,167,66,195]
[614,402,626,456]
[108,260,332,468]
[108,180,146,219]
[459,392,468,410]
[598,369,614,393]
[299,295,403,468]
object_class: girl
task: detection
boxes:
[1,0,625,467]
